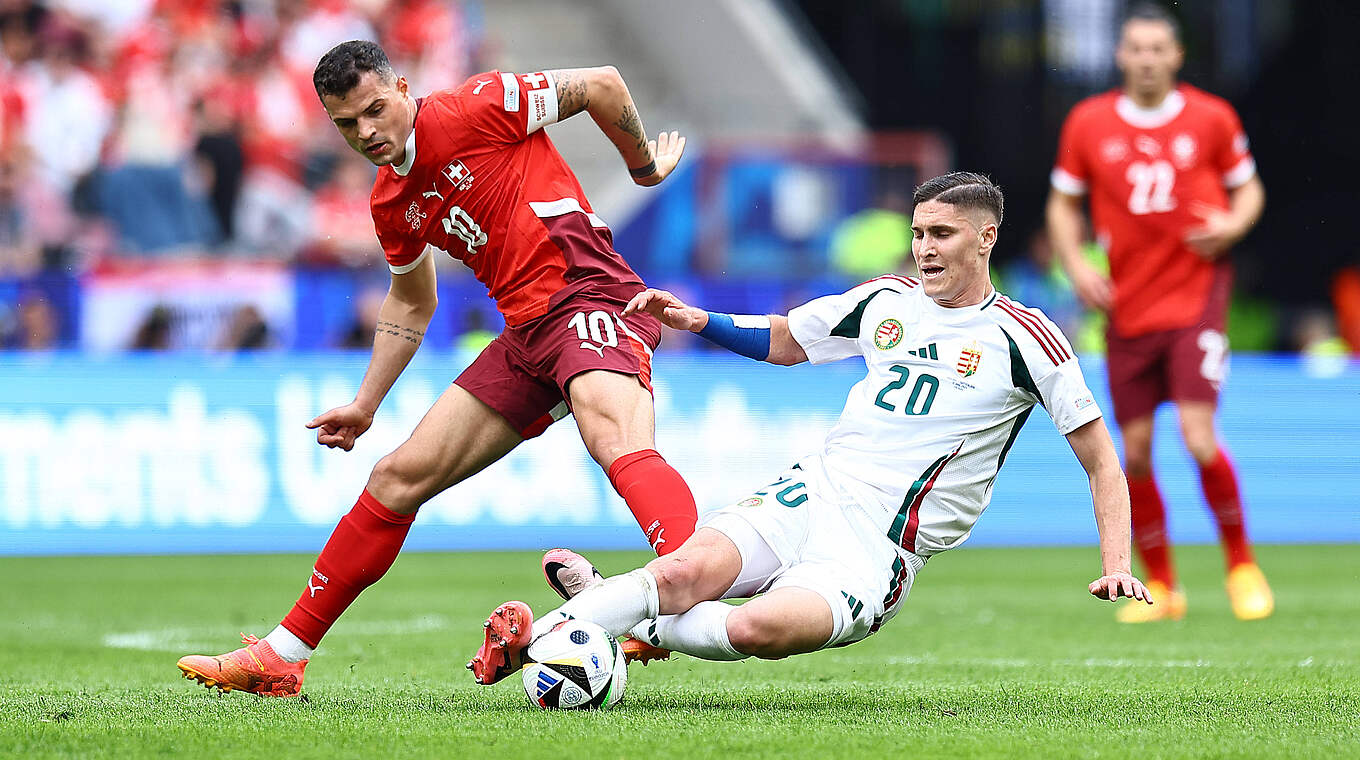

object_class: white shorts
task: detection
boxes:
[698,464,926,648]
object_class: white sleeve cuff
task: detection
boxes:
[388,244,434,274]
[1050,167,1087,196]
[1223,156,1257,189]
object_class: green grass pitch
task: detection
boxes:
[2,545,1356,759]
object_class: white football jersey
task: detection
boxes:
[786,275,1103,557]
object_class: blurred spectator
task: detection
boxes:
[3,290,58,349]
[129,304,173,350]
[828,190,913,281]
[23,17,109,197]
[455,307,497,354]
[219,303,272,350]
[1333,266,1360,355]
[0,156,41,274]
[338,284,385,349]
[305,155,378,267]
[192,96,245,242]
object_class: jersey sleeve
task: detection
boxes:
[1050,105,1090,196]
[788,276,911,364]
[375,216,431,275]
[451,70,560,145]
[998,300,1102,435]
[1213,102,1256,189]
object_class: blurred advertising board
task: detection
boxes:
[0,352,1356,555]
[79,261,296,351]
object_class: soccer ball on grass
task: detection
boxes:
[520,620,627,709]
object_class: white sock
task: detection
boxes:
[263,625,314,663]
[632,602,744,662]
[532,568,659,640]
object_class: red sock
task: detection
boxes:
[607,449,697,556]
[1128,475,1175,587]
[280,490,416,648]
[1198,450,1254,569]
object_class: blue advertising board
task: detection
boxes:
[0,352,1355,555]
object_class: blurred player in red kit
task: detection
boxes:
[177,40,696,695]
[1047,3,1270,623]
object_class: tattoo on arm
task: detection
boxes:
[376,320,424,346]
[555,70,590,120]
[613,104,647,152]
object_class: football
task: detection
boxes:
[520,620,627,710]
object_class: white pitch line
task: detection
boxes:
[102,615,450,652]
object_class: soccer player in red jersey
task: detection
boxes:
[177,41,699,695]
[1046,4,1271,623]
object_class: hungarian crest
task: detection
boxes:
[956,341,983,377]
[873,319,904,350]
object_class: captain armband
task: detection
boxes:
[697,313,772,361]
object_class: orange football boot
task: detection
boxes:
[467,601,534,685]
[177,634,307,697]
[621,637,671,665]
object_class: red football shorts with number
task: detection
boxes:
[454,283,661,438]
[1105,269,1231,424]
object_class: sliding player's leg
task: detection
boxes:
[469,526,748,684]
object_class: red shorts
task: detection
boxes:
[454,284,661,438]
[1105,320,1229,424]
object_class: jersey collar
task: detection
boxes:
[392,121,418,176]
[1115,88,1186,129]
[921,287,998,320]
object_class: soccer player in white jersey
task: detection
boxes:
[467,172,1152,683]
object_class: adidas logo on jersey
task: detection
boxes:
[906,343,939,360]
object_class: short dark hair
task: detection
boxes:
[313,40,395,99]
[913,172,1004,225]
[1122,1,1182,44]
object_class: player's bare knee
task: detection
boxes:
[646,556,705,610]
[1184,437,1219,467]
[725,612,787,659]
[366,452,431,515]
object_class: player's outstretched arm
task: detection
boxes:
[1065,417,1153,605]
[550,67,685,187]
[306,254,439,451]
[623,288,808,365]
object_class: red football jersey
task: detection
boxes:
[370,71,641,326]
[1051,84,1256,337]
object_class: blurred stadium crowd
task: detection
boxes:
[0,0,486,273]
[0,0,1355,356]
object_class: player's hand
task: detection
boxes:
[1069,261,1113,312]
[306,402,375,451]
[623,288,708,332]
[1089,571,1153,604]
[1184,201,1242,259]
[634,131,686,187]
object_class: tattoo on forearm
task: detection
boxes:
[614,104,647,152]
[555,70,590,120]
[376,320,424,346]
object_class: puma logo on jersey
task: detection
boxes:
[579,340,605,358]
[472,79,492,95]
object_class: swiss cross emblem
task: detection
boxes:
[956,341,983,377]
[873,319,904,350]
[521,72,548,89]
[441,160,474,191]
